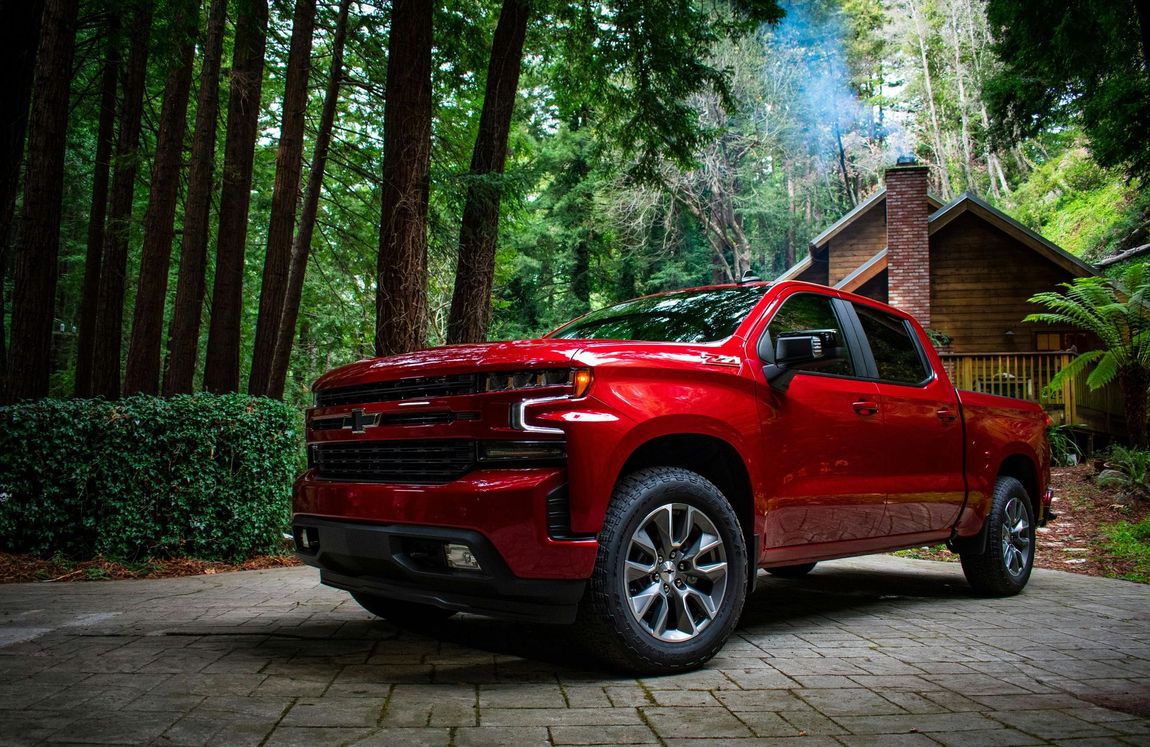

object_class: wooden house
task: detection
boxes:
[776,163,1120,433]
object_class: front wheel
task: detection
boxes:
[578,467,748,674]
[959,476,1036,596]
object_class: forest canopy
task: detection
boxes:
[1,0,1147,407]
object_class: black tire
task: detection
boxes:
[578,467,748,674]
[959,476,1036,596]
[766,562,817,578]
[352,592,457,625]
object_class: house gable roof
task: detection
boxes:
[776,191,1095,285]
[928,192,1095,278]
[807,188,944,250]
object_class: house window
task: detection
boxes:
[1035,332,1089,352]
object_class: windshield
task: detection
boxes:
[550,286,769,343]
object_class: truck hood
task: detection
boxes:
[313,337,740,391]
[314,339,589,390]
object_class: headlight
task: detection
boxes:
[483,368,592,397]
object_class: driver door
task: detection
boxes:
[756,292,888,548]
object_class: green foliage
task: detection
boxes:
[1027,263,1150,446]
[1002,141,1145,258]
[0,394,302,561]
[1101,515,1150,583]
[983,0,1150,180]
[1027,263,1150,393]
[1047,424,1083,467]
[1098,445,1150,498]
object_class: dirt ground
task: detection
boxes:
[3,465,1147,584]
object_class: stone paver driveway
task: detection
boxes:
[1,555,1148,746]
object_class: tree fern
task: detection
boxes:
[1027,263,1150,447]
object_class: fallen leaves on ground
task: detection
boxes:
[0,552,301,584]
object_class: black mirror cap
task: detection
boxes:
[775,334,825,365]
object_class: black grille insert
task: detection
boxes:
[316,374,477,407]
[312,440,475,484]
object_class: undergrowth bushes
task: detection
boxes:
[0,395,303,561]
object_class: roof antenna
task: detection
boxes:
[740,268,761,283]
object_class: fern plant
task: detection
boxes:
[1026,263,1150,448]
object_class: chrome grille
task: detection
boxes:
[315,374,477,407]
[311,440,475,484]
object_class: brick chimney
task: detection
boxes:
[885,161,931,327]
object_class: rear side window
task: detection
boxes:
[766,293,854,376]
[854,305,929,384]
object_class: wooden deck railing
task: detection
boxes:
[938,352,1124,433]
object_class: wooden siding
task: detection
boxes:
[794,252,829,285]
[930,212,1079,353]
[828,207,886,286]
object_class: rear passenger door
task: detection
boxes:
[851,303,966,535]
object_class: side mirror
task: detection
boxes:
[764,329,840,390]
[774,334,826,365]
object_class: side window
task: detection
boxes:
[854,305,930,384]
[765,294,854,376]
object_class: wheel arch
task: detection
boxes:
[998,451,1040,521]
[616,433,756,573]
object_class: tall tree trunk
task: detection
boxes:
[4,0,78,402]
[1135,0,1150,72]
[248,0,316,396]
[123,0,198,395]
[91,0,154,399]
[445,0,531,344]
[785,172,796,267]
[1120,366,1150,449]
[909,0,951,200]
[164,0,226,396]
[949,13,975,193]
[375,0,432,357]
[0,0,47,388]
[268,0,351,400]
[203,0,268,393]
[74,14,120,396]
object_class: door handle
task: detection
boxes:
[852,400,879,416]
[937,407,957,423]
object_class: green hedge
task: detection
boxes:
[0,394,303,561]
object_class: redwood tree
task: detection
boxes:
[163,0,226,396]
[446,0,531,344]
[73,11,120,397]
[123,0,199,395]
[0,0,46,385]
[248,0,317,396]
[90,0,154,399]
[5,0,79,402]
[203,0,268,393]
[268,0,351,399]
[375,0,433,357]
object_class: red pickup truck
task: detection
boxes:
[293,280,1052,672]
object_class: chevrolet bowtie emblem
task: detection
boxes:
[350,408,369,433]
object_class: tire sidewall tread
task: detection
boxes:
[959,475,1035,597]
[579,466,748,674]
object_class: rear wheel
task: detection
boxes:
[578,467,748,674]
[959,476,1035,596]
[352,593,456,626]
[767,562,817,578]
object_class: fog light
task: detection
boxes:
[445,543,482,571]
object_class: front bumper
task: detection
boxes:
[292,467,599,624]
[293,517,587,623]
